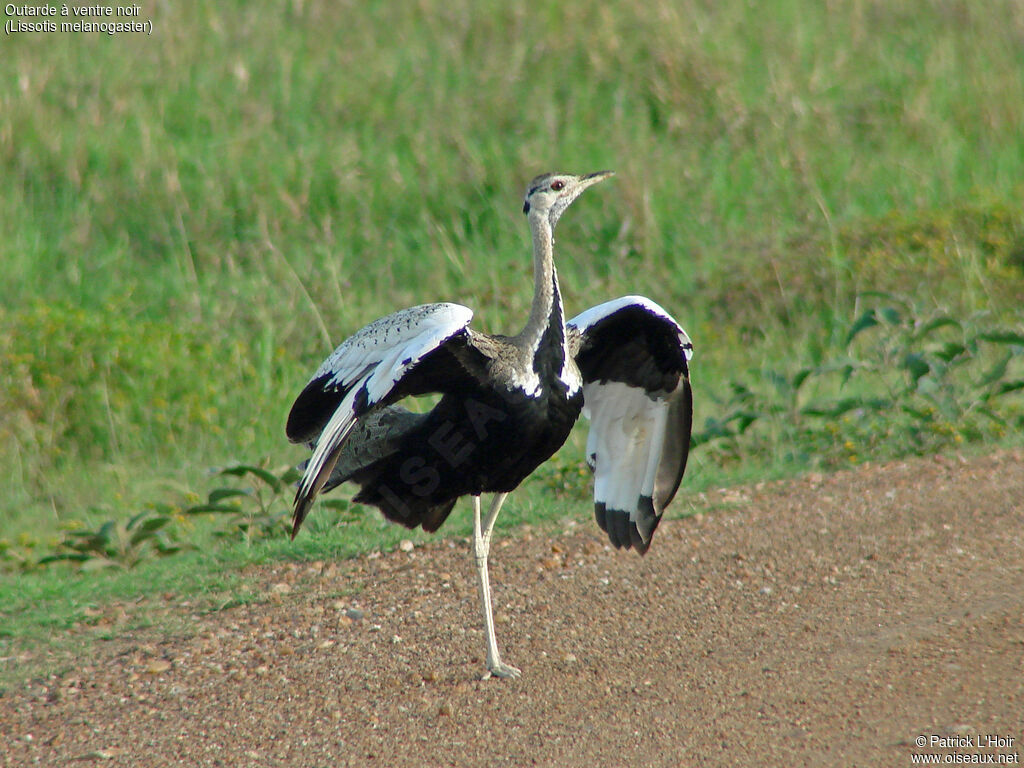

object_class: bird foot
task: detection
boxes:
[481,661,521,680]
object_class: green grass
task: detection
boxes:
[2,0,1024,682]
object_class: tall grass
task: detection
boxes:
[2,0,1023,543]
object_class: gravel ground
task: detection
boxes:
[3,451,1023,767]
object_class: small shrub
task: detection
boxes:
[0,462,300,572]
[36,509,186,571]
[695,292,1024,468]
[187,463,300,544]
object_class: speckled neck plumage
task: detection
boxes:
[514,206,564,358]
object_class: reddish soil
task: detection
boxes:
[3,451,1023,767]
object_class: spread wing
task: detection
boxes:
[285,302,486,535]
[568,296,694,554]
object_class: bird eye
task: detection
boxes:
[550,180,564,191]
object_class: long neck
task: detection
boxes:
[515,210,564,351]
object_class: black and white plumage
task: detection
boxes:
[286,171,693,679]
[569,296,693,553]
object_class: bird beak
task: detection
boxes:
[581,170,615,189]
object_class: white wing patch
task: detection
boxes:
[570,294,694,552]
[294,303,473,511]
[585,381,669,531]
[506,367,541,398]
[314,303,474,392]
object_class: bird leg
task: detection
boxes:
[473,492,520,679]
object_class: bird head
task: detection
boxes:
[522,171,614,229]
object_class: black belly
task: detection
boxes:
[348,384,583,531]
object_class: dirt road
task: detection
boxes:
[3,452,1023,767]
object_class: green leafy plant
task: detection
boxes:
[695,293,1024,468]
[0,463,304,572]
[34,509,185,571]
[186,463,301,544]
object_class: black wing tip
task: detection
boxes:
[291,491,312,540]
[595,501,661,555]
[285,374,341,444]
